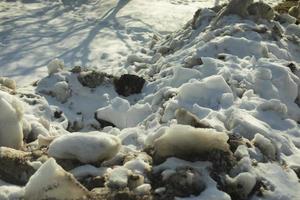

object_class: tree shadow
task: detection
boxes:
[0,0,156,80]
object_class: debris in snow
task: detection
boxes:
[78,70,111,88]
[288,1,300,20]
[212,0,254,26]
[113,74,145,97]
[159,167,206,198]
[248,2,275,20]
[0,147,36,185]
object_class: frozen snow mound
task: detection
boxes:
[0,91,24,149]
[24,158,89,200]
[48,131,121,163]
[153,124,229,160]
[96,97,152,129]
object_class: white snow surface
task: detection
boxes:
[1,0,300,199]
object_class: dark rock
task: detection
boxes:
[114,74,145,97]
[71,66,82,73]
[217,54,227,60]
[54,110,63,119]
[287,63,297,73]
[191,9,202,29]
[81,176,106,191]
[78,71,107,88]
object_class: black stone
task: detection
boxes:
[113,74,145,97]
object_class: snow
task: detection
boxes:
[48,131,121,163]
[0,92,23,149]
[1,0,300,199]
[134,184,151,196]
[47,59,64,75]
[106,166,130,189]
[225,172,257,199]
[69,165,108,179]
[153,124,229,159]
[252,133,277,160]
[0,0,208,86]
[24,158,88,200]
[96,97,152,129]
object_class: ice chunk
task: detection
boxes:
[24,158,89,200]
[225,172,256,199]
[177,75,232,109]
[48,131,121,163]
[252,133,276,160]
[106,167,130,189]
[0,91,23,149]
[96,97,152,129]
[153,124,229,159]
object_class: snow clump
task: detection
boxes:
[153,124,229,160]
[47,58,64,75]
[48,131,121,163]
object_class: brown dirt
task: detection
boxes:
[274,0,299,14]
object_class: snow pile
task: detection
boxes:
[48,131,121,163]
[1,0,300,199]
